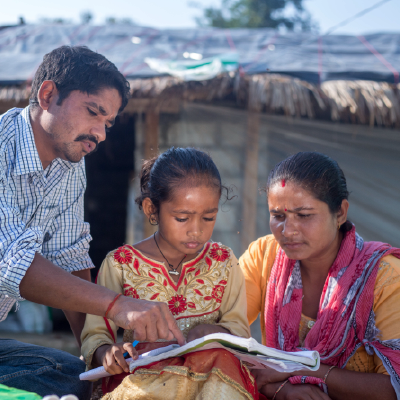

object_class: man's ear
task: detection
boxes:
[337,199,349,226]
[37,80,59,111]
[142,197,157,220]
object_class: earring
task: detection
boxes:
[149,214,158,226]
[338,222,341,231]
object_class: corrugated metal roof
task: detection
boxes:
[0,24,399,84]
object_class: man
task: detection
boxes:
[0,46,184,399]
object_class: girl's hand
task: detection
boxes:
[94,342,138,375]
[252,368,292,389]
[187,324,230,342]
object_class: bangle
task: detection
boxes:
[105,293,122,319]
[272,380,289,400]
[323,365,336,384]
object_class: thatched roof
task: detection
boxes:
[1,74,400,128]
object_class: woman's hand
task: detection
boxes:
[260,380,332,400]
[187,324,230,342]
[94,342,138,375]
[277,383,332,400]
[252,367,292,389]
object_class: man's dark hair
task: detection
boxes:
[29,46,130,112]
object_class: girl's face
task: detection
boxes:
[157,185,220,256]
[268,181,348,262]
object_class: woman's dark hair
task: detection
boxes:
[266,152,352,232]
[29,45,130,113]
[136,147,227,211]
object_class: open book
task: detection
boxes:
[80,333,319,381]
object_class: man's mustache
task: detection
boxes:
[75,135,99,154]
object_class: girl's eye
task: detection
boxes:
[88,108,97,116]
[175,218,187,222]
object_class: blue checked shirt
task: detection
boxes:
[0,107,94,321]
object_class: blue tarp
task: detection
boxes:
[0,24,399,84]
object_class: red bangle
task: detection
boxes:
[105,293,122,319]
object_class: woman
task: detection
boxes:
[240,152,400,400]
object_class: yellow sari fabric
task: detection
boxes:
[239,234,400,374]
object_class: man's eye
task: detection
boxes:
[273,214,284,219]
[176,218,187,222]
[204,217,215,222]
[88,108,97,116]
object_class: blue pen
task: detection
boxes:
[123,340,140,358]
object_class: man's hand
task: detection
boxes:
[108,296,186,346]
[20,254,185,346]
[94,343,138,375]
[186,324,230,342]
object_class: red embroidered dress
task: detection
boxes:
[81,241,250,364]
[81,242,254,400]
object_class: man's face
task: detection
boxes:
[41,87,122,163]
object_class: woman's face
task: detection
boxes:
[268,181,347,261]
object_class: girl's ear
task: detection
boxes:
[337,199,349,226]
[142,197,157,220]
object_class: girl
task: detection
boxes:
[81,147,256,400]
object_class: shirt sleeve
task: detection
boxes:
[81,253,123,369]
[372,255,400,375]
[216,252,251,338]
[42,163,94,272]
[0,176,43,302]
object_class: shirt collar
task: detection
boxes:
[14,106,82,176]
[14,107,43,176]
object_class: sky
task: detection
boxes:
[0,0,399,35]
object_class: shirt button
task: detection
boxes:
[43,232,52,242]
[308,320,315,329]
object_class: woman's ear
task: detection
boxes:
[142,198,157,221]
[337,199,349,226]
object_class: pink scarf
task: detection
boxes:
[264,226,400,396]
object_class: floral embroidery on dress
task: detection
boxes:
[168,295,187,315]
[123,284,140,299]
[114,247,133,264]
[112,242,231,321]
[211,283,226,303]
[209,244,230,262]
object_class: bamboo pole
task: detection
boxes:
[143,108,160,239]
[241,108,261,254]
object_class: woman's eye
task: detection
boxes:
[204,217,215,222]
[273,214,284,219]
[298,214,311,218]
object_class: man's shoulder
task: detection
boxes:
[0,107,23,147]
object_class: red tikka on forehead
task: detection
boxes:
[281,179,286,187]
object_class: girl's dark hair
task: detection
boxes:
[136,147,226,211]
[266,152,352,232]
[30,45,130,113]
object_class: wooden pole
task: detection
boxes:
[143,108,160,239]
[241,77,261,254]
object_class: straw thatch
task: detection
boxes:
[1,74,400,127]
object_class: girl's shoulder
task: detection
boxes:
[205,241,235,264]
